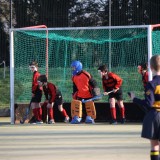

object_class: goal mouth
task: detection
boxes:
[10,24,160,124]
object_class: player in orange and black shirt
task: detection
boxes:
[29,61,43,124]
[98,65,125,124]
[37,75,69,124]
[128,55,160,160]
[71,60,100,124]
[137,62,149,89]
[72,71,97,100]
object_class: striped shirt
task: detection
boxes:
[32,71,41,94]
[102,72,123,92]
[133,75,160,111]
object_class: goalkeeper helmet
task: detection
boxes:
[71,60,82,76]
[37,75,47,83]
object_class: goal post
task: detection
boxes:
[10,24,160,124]
[10,25,48,124]
[24,25,49,78]
[148,24,160,80]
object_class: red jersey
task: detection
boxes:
[102,72,122,91]
[72,71,93,99]
[142,71,148,88]
[32,71,40,94]
[43,82,57,103]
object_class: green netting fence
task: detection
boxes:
[12,27,160,103]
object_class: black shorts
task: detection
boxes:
[31,88,42,103]
[54,90,63,106]
[108,88,123,101]
[141,109,160,140]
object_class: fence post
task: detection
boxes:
[0,61,5,79]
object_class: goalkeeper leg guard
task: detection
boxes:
[70,100,82,124]
[85,101,96,119]
[71,99,82,118]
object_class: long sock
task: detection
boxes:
[110,108,116,120]
[120,107,125,119]
[48,108,54,120]
[150,150,159,160]
[33,108,38,121]
[61,109,68,117]
[37,108,42,121]
[42,102,47,122]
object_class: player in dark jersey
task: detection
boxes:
[98,65,125,124]
[29,61,43,124]
[37,75,70,124]
[128,55,160,160]
[137,62,149,89]
[70,60,100,124]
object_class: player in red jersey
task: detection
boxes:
[37,75,70,124]
[137,62,149,89]
[29,61,43,124]
[98,65,125,124]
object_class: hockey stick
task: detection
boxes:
[82,90,114,103]
[20,100,32,124]
[127,92,149,114]
[46,107,49,124]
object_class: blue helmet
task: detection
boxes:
[71,60,82,76]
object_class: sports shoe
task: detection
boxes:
[28,116,36,124]
[110,119,117,125]
[85,116,95,124]
[64,116,70,123]
[70,116,82,124]
[36,120,43,124]
[121,118,126,124]
[30,121,36,124]
[48,119,55,124]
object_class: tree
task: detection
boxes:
[14,0,72,28]
[69,0,107,27]
[0,0,16,65]
[39,0,72,27]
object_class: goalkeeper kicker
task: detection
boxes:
[70,60,100,124]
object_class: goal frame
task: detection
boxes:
[10,25,48,124]
[10,24,160,124]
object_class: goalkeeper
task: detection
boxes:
[37,75,70,124]
[97,65,125,124]
[70,60,100,124]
